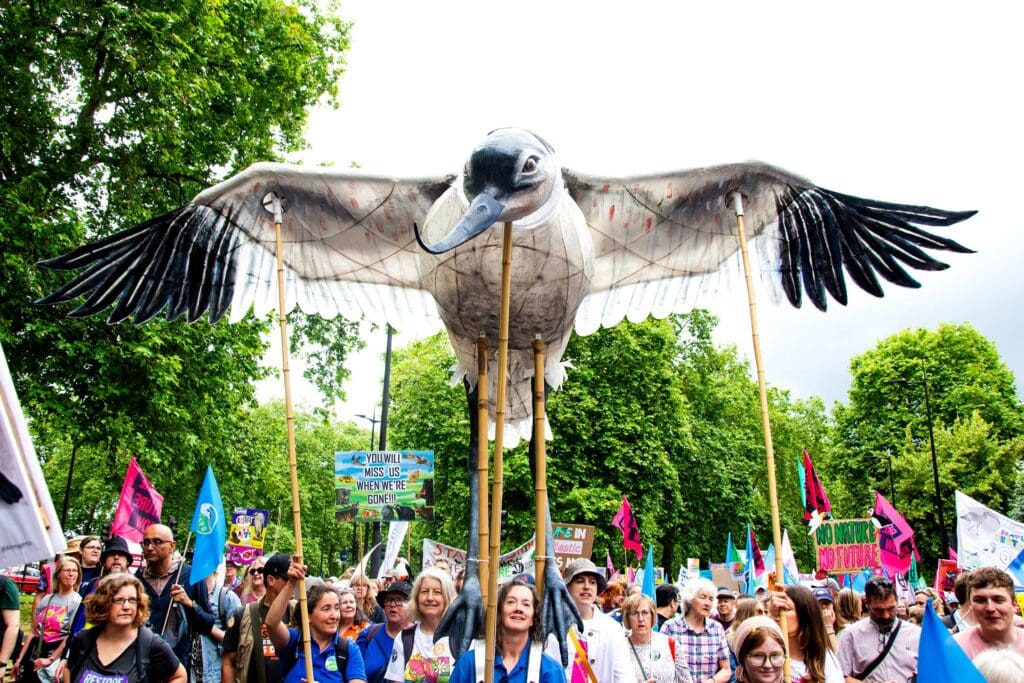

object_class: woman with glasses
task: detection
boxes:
[338,588,369,641]
[766,586,842,683]
[725,597,768,676]
[351,574,385,624]
[622,594,692,683]
[64,574,185,683]
[16,557,83,683]
[238,558,267,605]
[77,537,104,595]
[732,616,785,683]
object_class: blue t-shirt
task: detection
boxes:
[355,624,395,683]
[449,646,565,683]
[283,628,367,683]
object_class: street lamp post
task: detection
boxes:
[356,409,381,451]
[894,367,950,555]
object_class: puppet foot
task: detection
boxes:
[435,569,483,659]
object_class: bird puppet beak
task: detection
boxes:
[414,191,505,254]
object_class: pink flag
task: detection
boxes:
[605,551,616,581]
[871,491,917,576]
[611,497,643,561]
[111,457,164,542]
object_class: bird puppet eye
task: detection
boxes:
[521,156,539,174]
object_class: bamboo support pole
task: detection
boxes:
[484,222,514,683]
[477,337,491,606]
[270,197,316,683]
[532,338,548,597]
[160,531,193,636]
[729,192,789,680]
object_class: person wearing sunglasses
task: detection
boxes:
[64,574,185,683]
[732,616,786,683]
[136,524,216,677]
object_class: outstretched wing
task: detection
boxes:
[565,163,975,334]
[38,163,455,328]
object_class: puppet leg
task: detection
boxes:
[435,380,485,657]
[530,350,582,668]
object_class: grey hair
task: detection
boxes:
[680,577,717,616]
[406,567,456,623]
[974,649,1024,683]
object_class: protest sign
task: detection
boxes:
[955,490,1024,575]
[814,519,880,574]
[422,536,536,582]
[934,559,961,595]
[552,523,595,570]
[335,450,434,522]
[227,508,270,565]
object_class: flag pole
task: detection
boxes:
[160,531,193,636]
[728,191,790,680]
[484,221,514,683]
[268,194,316,683]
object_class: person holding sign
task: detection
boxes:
[264,558,367,683]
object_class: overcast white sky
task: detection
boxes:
[258,1,1023,422]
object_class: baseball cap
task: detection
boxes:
[263,553,291,579]
[376,580,413,606]
[813,587,834,603]
[512,572,536,586]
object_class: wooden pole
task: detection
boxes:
[532,338,547,597]
[728,192,789,680]
[477,337,491,607]
[269,195,315,683]
[484,222,514,683]
[160,531,192,636]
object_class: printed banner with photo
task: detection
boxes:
[335,450,434,523]
[955,490,1024,582]
[0,345,65,566]
[227,508,270,565]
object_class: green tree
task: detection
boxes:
[1,0,354,524]
[827,323,1023,567]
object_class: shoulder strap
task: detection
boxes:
[853,620,901,681]
[249,601,267,683]
[401,626,416,668]
[334,633,348,678]
[68,628,101,683]
[473,639,486,683]
[526,641,542,683]
[136,626,154,683]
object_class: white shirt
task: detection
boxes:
[546,609,631,683]
[384,625,456,683]
[789,650,844,683]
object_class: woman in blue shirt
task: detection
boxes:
[266,558,366,683]
[450,581,564,683]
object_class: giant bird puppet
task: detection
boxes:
[39,127,975,662]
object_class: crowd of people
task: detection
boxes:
[4,526,1024,683]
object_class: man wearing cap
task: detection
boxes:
[813,587,839,652]
[356,580,413,683]
[837,576,920,683]
[222,553,294,683]
[713,588,737,632]
[68,535,135,636]
[545,558,630,683]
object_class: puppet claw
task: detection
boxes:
[541,562,582,668]
[435,571,483,658]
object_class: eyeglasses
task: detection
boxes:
[627,611,653,620]
[382,597,405,606]
[112,597,139,607]
[83,545,102,551]
[746,652,785,667]
[141,539,171,547]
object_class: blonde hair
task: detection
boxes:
[55,556,83,592]
[406,568,456,623]
[621,593,657,629]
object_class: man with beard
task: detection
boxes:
[837,576,920,683]
[69,535,135,636]
[954,567,1024,658]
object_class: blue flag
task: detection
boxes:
[917,599,984,682]
[642,545,656,601]
[189,466,225,585]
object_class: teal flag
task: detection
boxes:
[642,545,656,600]
[189,465,225,585]
[917,600,985,682]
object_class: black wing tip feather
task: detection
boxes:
[35,205,238,325]
[777,186,976,312]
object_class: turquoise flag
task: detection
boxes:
[189,465,225,585]
[917,599,984,682]
[725,532,742,564]
[641,545,656,600]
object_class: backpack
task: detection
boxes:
[399,626,416,669]
[67,626,155,683]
